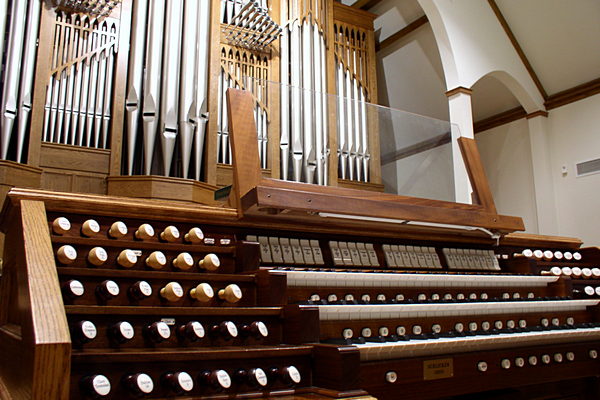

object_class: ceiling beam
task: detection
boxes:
[376,15,429,52]
[352,0,386,11]
[488,0,548,100]
[545,77,600,110]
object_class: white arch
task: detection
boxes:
[418,0,459,89]
[484,70,539,113]
[418,0,545,112]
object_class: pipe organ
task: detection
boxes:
[3,2,600,400]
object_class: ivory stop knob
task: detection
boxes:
[57,245,77,264]
[108,221,128,238]
[74,320,97,344]
[145,251,167,270]
[162,372,194,394]
[62,279,85,298]
[52,217,71,235]
[135,223,155,240]
[190,283,214,302]
[173,252,194,270]
[218,284,242,303]
[117,249,138,268]
[160,226,180,242]
[282,366,302,385]
[160,282,184,302]
[80,375,111,397]
[81,219,101,237]
[123,373,154,397]
[184,227,204,243]
[199,253,220,271]
[87,247,108,266]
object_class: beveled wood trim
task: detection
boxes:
[27,6,57,166]
[488,0,548,100]
[526,110,549,119]
[473,106,526,133]
[502,232,583,249]
[333,2,378,30]
[445,87,473,97]
[376,15,429,52]
[108,0,133,176]
[19,199,71,399]
[352,0,386,11]
[545,77,600,110]
[3,188,239,225]
[458,137,497,213]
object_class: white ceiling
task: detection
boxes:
[365,0,600,122]
[495,0,600,96]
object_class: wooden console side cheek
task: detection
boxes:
[0,200,71,399]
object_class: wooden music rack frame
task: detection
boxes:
[226,88,524,235]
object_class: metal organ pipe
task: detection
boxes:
[1,0,27,159]
[160,0,183,177]
[194,0,211,181]
[125,0,148,174]
[142,0,165,175]
[281,0,327,184]
[178,0,199,179]
[16,0,42,162]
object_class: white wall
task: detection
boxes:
[546,94,600,247]
[377,24,449,121]
[476,119,539,234]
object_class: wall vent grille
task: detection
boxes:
[576,158,600,177]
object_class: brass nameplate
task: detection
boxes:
[423,358,454,380]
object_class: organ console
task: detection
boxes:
[1,178,600,399]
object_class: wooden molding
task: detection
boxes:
[474,106,526,134]
[526,110,549,119]
[545,77,600,110]
[488,0,548,100]
[352,0,385,11]
[445,87,473,98]
[376,15,429,53]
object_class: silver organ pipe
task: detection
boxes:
[142,0,165,175]
[159,0,183,176]
[178,0,199,179]
[281,0,327,184]
[16,0,42,163]
[335,25,370,183]
[194,0,210,181]
[1,0,28,159]
[125,0,148,174]
[123,0,212,178]
[2,3,119,161]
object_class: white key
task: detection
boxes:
[269,237,284,264]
